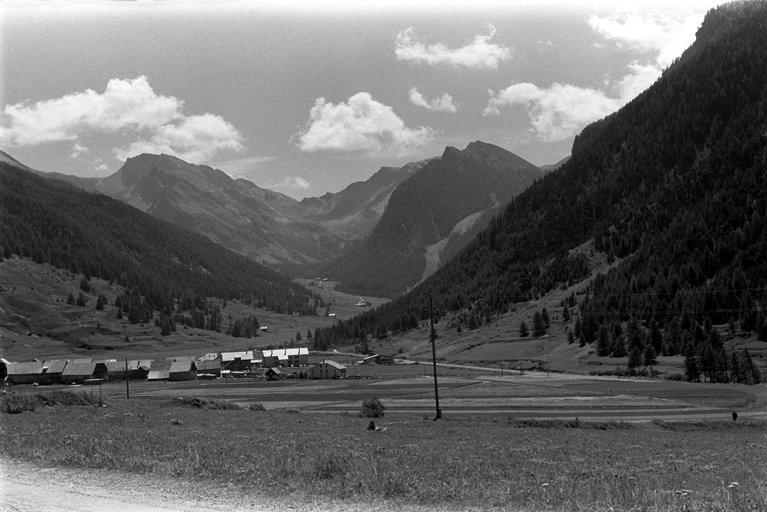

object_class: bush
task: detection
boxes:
[0,393,38,414]
[361,397,385,418]
[0,390,103,414]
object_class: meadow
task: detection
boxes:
[2,374,766,511]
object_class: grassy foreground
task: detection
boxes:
[1,390,766,512]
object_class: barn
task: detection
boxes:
[169,360,197,381]
[196,358,221,378]
[39,360,68,384]
[61,362,108,384]
[5,361,44,385]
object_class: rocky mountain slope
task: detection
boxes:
[325,141,543,298]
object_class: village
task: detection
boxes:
[1,348,397,386]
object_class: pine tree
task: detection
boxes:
[519,320,529,337]
[532,311,547,337]
[685,355,701,382]
[567,330,575,344]
[643,344,658,377]
[596,324,611,356]
[628,346,642,375]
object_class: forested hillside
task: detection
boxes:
[0,162,317,316]
[314,2,767,363]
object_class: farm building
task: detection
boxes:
[4,361,44,385]
[105,360,148,380]
[196,358,221,378]
[261,348,308,367]
[309,360,346,379]
[147,360,172,381]
[61,362,108,384]
[361,354,395,365]
[221,351,254,372]
[169,361,197,381]
[264,367,282,380]
[39,359,68,384]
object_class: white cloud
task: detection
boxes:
[268,176,311,191]
[395,23,512,70]
[297,92,433,155]
[0,76,243,164]
[485,83,622,142]
[408,88,457,113]
[70,143,89,159]
[486,10,700,141]
[588,10,703,68]
[113,113,243,163]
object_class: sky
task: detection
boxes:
[0,0,726,199]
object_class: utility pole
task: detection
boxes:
[125,358,130,400]
[429,295,441,420]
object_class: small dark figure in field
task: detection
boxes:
[367,420,386,432]
[732,411,738,421]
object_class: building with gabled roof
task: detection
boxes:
[262,348,309,367]
[61,362,108,384]
[147,360,172,381]
[39,360,68,384]
[196,358,221,378]
[169,360,197,381]
[309,360,346,379]
[5,361,44,384]
[221,351,253,372]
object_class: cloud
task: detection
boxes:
[0,76,243,163]
[408,88,457,113]
[297,92,433,154]
[395,23,512,70]
[588,10,703,68]
[485,83,622,142]
[486,10,701,141]
[113,113,243,163]
[268,176,311,191]
[70,143,89,159]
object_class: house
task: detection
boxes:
[261,348,308,368]
[169,360,197,381]
[309,360,346,379]
[221,351,253,372]
[61,362,108,384]
[5,361,44,385]
[196,358,221,378]
[39,359,68,384]
[362,354,395,365]
[264,367,282,380]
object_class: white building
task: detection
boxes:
[309,360,346,379]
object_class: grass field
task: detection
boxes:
[2,382,766,511]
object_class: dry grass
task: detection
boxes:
[1,394,766,511]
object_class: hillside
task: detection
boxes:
[325,142,543,298]
[0,161,317,324]
[316,2,767,378]
[33,153,420,266]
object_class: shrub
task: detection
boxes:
[361,397,385,418]
[0,393,38,414]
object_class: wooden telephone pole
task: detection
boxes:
[429,295,441,420]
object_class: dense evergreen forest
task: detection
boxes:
[313,2,767,367]
[0,162,318,318]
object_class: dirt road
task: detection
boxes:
[0,459,441,512]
